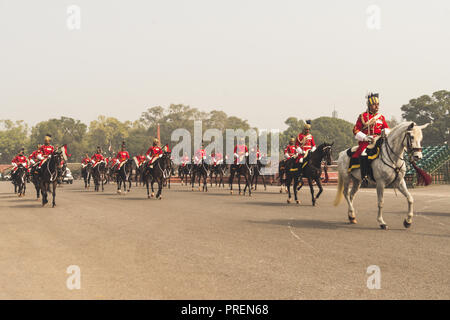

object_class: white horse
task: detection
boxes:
[334,122,429,229]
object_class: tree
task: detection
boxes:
[401,90,450,145]
[87,116,130,157]
[0,120,29,163]
[28,117,87,162]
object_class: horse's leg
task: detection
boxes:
[344,175,360,223]
[156,178,162,199]
[246,173,251,196]
[307,178,316,206]
[229,169,234,194]
[397,178,414,228]
[52,181,56,207]
[151,179,155,197]
[238,173,242,195]
[41,181,48,206]
[293,176,299,204]
[376,182,388,229]
[262,174,267,191]
[315,178,323,200]
[286,175,292,203]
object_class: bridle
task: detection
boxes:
[380,129,418,185]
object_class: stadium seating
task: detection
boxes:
[405,145,449,186]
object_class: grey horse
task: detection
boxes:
[334,122,429,229]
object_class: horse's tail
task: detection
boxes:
[333,169,344,206]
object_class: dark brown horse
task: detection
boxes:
[38,150,63,207]
[286,142,333,206]
[229,156,253,196]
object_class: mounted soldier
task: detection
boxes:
[81,153,91,168]
[194,142,206,165]
[91,146,105,168]
[37,134,55,170]
[284,137,298,160]
[234,137,248,165]
[116,141,130,170]
[351,93,390,182]
[146,138,164,167]
[11,148,28,180]
[295,120,316,162]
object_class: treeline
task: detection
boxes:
[0,90,448,163]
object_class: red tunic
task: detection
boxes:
[116,151,130,162]
[284,145,297,158]
[29,150,42,162]
[234,145,248,164]
[352,112,389,158]
[136,155,146,165]
[39,144,54,157]
[12,155,28,171]
[146,146,163,157]
[91,153,104,165]
[295,134,315,151]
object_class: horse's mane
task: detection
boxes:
[388,121,414,138]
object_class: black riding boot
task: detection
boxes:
[360,155,369,183]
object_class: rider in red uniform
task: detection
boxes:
[81,153,91,167]
[284,137,298,160]
[37,134,55,168]
[181,152,190,166]
[11,149,28,175]
[146,138,163,166]
[116,142,130,170]
[234,138,248,165]
[352,93,390,180]
[91,147,105,167]
[194,143,206,165]
[136,153,146,167]
[295,121,316,162]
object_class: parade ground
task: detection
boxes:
[0,180,449,299]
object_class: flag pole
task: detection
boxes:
[157,123,161,142]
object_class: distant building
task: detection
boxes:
[332,108,338,118]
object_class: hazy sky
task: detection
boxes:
[1,0,449,130]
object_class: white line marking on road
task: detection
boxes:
[288,219,316,250]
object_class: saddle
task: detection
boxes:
[347,137,383,180]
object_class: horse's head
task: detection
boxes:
[161,152,172,168]
[405,122,430,162]
[321,142,333,165]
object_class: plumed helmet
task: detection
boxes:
[289,136,295,144]
[367,93,379,107]
[44,134,52,143]
[304,120,312,131]
[153,138,159,145]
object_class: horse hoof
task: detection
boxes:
[403,219,412,228]
[158,197,162,200]
[117,190,121,194]
[279,189,282,194]
[296,200,300,204]
[148,195,151,199]
[380,224,389,230]
[151,193,155,198]
[230,191,233,194]
[287,199,291,204]
[348,216,357,224]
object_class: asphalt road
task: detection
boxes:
[0,180,449,299]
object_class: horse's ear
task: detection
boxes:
[330,142,334,146]
[419,123,431,130]
[408,122,415,130]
